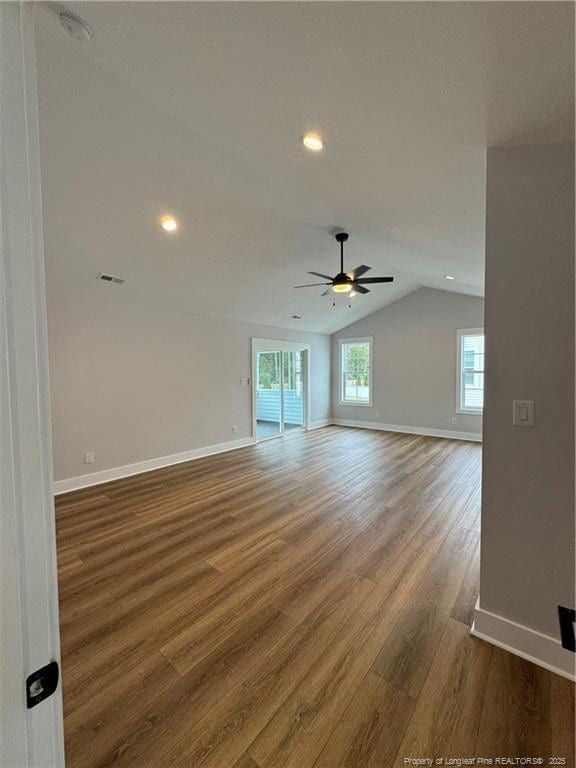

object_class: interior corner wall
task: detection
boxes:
[330,287,485,438]
[47,292,331,484]
[479,144,575,647]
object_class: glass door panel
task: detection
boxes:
[283,350,304,431]
[256,351,282,439]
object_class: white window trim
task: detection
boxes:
[456,327,484,415]
[339,336,373,407]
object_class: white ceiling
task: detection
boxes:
[34,2,574,334]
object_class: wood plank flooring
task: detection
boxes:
[55,427,575,768]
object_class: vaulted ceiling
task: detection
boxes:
[34,2,574,334]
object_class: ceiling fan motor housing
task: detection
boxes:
[334,272,351,285]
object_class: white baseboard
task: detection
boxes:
[53,436,256,495]
[471,600,575,680]
[53,419,479,495]
[307,418,332,430]
[331,418,482,443]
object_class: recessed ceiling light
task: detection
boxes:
[302,133,324,152]
[160,215,178,233]
[444,274,456,280]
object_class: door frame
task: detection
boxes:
[251,338,311,441]
[0,4,65,766]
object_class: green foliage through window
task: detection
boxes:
[341,340,371,404]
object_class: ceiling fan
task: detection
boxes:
[295,232,394,296]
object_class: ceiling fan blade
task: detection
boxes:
[347,265,371,280]
[355,276,394,284]
[351,284,370,294]
[308,271,334,280]
[321,288,332,296]
[294,282,331,288]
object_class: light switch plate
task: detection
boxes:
[512,400,534,427]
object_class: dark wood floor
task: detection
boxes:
[55,427,574,768]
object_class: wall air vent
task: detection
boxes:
[97,273,125,285]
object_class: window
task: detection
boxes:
[463,350,476,386]
[457,328,485,413]
[339,337,372,406]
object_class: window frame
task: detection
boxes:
[339,336,373,407]
[456,327,484,415]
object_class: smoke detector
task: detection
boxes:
[59,10,93,41]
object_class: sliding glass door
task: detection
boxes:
[283,350,304,431]
[255,346,307,441]
[256,351,282,439]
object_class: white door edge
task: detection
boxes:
[0,4,65,766]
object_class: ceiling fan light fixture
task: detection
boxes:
[333,282,352,293]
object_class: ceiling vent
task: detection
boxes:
[97,273,125,285]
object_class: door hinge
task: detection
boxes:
[26,661,59,708]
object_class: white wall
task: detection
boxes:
[478,144,574,650]
[48,291,330,483]
[331,287,484,438]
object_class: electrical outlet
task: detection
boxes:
[375,410,380,417]
[84,452,95,464]
[232,425,238,434]
[450,416,457,425]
